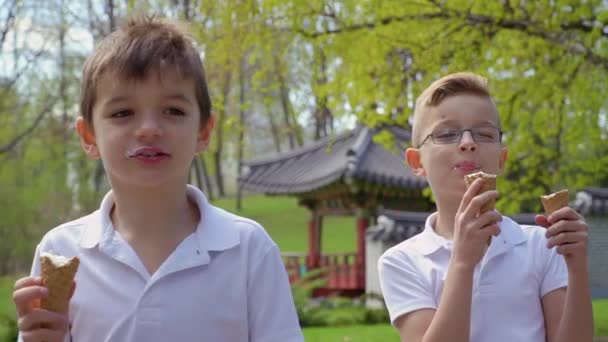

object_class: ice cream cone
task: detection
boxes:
[40,253,79,312]
[540,189,569,215]
[465,171,497,213]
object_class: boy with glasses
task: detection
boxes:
[378,72,593,342]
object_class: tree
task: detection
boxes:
[259,0,608,213]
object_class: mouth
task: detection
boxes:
[454,161,481,173]
[127,147,170,159]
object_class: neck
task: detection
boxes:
[434,199,460,240]
[109,183,199,244]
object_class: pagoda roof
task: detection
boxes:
[368,209,539,245]
[238,125,427,195]
[575,187,608,216]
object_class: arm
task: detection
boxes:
[394,262,476,342]
[382,180,501,342]
[537,209,594,342]
[247,244,304,342]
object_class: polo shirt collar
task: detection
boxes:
[414,212,527,256]
[188,185,240,252]
[79,185,240,252]
[79,191,114,249]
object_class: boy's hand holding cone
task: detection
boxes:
[12,253,78,341]
[463,171,499,246]
[535,189,589,267]
[464,171,498,213]
[40,253,79,313]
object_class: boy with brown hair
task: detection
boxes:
[378,72,593,342]
[13,15,303,342]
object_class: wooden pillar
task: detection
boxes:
[356,209,370,288]
[307,212,322,269]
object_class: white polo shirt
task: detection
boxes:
[19,185,304,342]
[378,213,568,342]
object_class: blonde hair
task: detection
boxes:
[411,72,494,147]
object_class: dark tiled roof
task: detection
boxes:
[574,187,608,216]
[238,125,427,195]
[368,209,539,244]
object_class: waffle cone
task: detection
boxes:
[40,254,79,312]
[540,189,569,215]
[465,171,497,213]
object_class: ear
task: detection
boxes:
[405,147,426,177]
[498,147,508,173]
[196,114,216,153]
[76,117,100,159]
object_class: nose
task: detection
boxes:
[459,130,476,152]
[135,113,163,140]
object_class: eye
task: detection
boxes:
[435,130,458,139]
[474,127,499,140]
[110,109,132,118]
[164,107,185,116]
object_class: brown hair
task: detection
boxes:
[412,72,494,147]
[79,15,211,129]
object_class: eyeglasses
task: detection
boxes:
[418,126,503,147]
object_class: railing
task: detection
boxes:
[281,252,365,291]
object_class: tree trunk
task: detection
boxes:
[265,99,281,153]
[275,54,303,148]
[313,47,332,141]
[213,70,231,197]
[236,57,247,211]
[199,155,214,201]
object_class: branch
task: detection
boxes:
[295,12,450,38]
[0,97,58,154]
[0,0,17,50]
[290,5,608,68]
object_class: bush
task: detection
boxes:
[290,271,391,327]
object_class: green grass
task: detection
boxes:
[0,276,15,341]
[212,195,356,253]
[595,299,608,337]
[303,324,398,341]
[1,195,608,338]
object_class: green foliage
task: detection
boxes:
[252,0,608,213]
[303,324,399,342]
[290,270,390,327]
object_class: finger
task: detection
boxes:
[481,222,501,238]
[535,215,550,228]
[458,178,485,214]
[14,277,43,291]
[13,286,48,317]
[547,206,582,224]
[463,190,499,221]
[69,281,76,299]
[20,328,68,342]
[547,231,588,248]
[556,242,586,256]
[474,210,503,229]
[18,308,69,332]
[546,220,588,239]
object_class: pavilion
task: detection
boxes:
[238,125,432,295]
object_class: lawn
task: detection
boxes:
[212,194,357,253]
[303,324,398,341]
[1,195,607,339]
[0,276,16,341]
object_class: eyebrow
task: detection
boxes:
[433,119,497,127]
[103,93,194,107]
[164,93,194,105]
